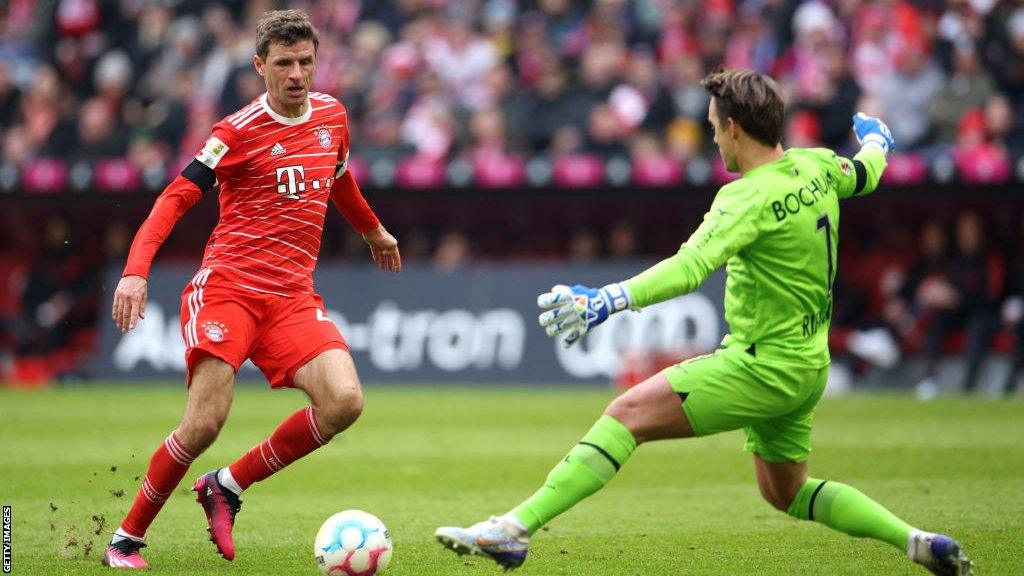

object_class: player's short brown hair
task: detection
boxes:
[255,10,319,60]
[701,68,784,147]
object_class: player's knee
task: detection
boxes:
[764,492,791,512]
[316,385,363,435]
[759,484,795,512]
[604,394,646,442]
[178,417,223,452]
[605,394,637,421]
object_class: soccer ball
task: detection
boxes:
[314,510,393,576]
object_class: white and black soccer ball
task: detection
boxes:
[314,510,393,576]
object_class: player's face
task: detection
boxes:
[708,99,739,173]
[255,39,316,116]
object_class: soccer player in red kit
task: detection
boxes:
[101,10,401,569]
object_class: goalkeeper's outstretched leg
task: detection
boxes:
[435,373,691,571]
[758,454,973,575]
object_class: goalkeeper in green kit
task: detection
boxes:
[435,68,974,575]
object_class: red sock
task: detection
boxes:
[121,431,197,538]
[228,407,328,491]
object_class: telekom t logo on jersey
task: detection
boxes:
[276,165,305,200]
[275,164,333,200]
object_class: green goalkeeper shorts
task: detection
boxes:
[662,343,828,463]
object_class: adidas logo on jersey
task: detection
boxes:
[270,142,286,157]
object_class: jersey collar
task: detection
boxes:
[260,92,312,126]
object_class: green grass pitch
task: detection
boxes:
[1,385,1022,575]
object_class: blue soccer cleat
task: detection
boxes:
[909,531,974,576]
[435,516,529,571]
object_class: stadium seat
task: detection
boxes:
[21,160,69,193]
[634,156,685,187]
[474,154,526,188]
[396,155,446,189]
[956,145,1012,184]
[881,153,928,185]
[94,159,143,193]
[552,155,604,188]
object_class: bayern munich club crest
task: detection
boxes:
[316,126,331,150]
[201,321,229,342]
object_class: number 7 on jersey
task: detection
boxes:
[816,214,835,297]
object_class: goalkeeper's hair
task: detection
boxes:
[701,67,784,147]
[255,10,319,60]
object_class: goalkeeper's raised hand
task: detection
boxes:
[853,112,895,155]
[537,283,631,348]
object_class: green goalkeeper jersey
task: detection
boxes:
[623,147,887,367]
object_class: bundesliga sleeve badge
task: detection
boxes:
[838,157,853,176]
[197,136,230,169]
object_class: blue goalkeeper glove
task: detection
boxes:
[537,283,631,348]
[852,112,895,155]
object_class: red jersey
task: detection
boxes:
[123,92,380,296]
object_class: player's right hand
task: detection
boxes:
[112,275,148,333]
[537,283,631,348]
[362,225,401,272]
[852,112,895,155]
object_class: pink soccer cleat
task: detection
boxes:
[101,539,149,569]
[193,470,242,561]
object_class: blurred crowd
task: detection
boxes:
[1,0,1023,175]
[828,210,1024,398]
[0,215,129,382]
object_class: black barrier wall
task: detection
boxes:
[97,264,727,384]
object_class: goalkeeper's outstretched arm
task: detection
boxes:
[537,196,757,347]
[622,249,715,309]
[623,177,761,309]
[841,112,895,199]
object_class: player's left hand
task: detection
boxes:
[362,225,401,272]
[852,112,895,155]
[537,283,631,347]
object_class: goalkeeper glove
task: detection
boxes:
[852,112,895,155]
[537,283,631,348]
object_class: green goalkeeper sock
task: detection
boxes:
[787,478,913,550]
[510,415,637,534]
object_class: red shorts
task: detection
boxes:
[180,268,347,388]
